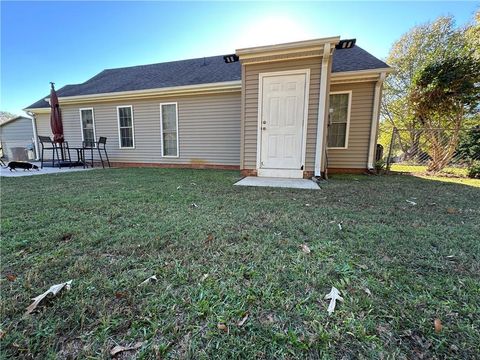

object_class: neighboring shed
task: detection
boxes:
[0,116,38,161]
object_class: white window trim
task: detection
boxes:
[327,90,352,150]
[79,107,96,147]
[116,105,135,149]
[159,102,179,158]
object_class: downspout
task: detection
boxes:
[314,43,331,177]
[27,111,40,160]
[367,72,386,170]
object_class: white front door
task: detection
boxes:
[258,71,308,178]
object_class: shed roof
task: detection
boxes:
[26,45,389,109]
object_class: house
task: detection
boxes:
[0,116,38,161]
[24,37,390,178]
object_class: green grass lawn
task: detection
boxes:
[390,164,469,177]
[1,169,479,359]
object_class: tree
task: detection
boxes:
[381,16,460,160]
[0,111,17,124]
[409,53,480,172]
[457,126,480,166]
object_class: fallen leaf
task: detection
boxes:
[176,186,181,190]
[338,223,343,231]
[300,244,311,254]
[305,203,311,207]
[115,291,127,299]
[0,329,5,339]
[217,323,228,333]
[6,273,16,282]
[434,318,443,333]
[201,273,209,282]
[206,233,214,243]
[238,313,249,326]
[364,288,372,296]
[446,207,457,214]
[324,286,343,314]
[26,280,72,314]
[406,200,417,206]
[138,275,157,286]
[191,182,197,186]
[191,203,198,208]
[110,342,144,357]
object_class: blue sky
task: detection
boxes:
[1,1,478,115]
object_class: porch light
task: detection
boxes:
[335,39,356,49]
[223,54,239,63]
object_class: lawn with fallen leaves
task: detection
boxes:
[1,169,479,358]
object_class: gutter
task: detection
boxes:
[314,43,332,177]
[367,72,386,170]
[26,111,40,160]
[23,80,242,112]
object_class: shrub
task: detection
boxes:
[375,159,386,173]
[467,161,480,179]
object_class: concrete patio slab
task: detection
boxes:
[0,162,94,177]
[234,176,320,190]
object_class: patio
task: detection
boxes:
[0,162,94,177]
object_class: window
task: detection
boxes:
[327,92,351,149]
[79,108,96,147]
[160,103,178,157]
[117,106,135,148]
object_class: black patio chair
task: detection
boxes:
[96,137,111,168]
[0,145,6,166]
[38,136,62,168]
[82,137,111,169]
[82,139,96,168]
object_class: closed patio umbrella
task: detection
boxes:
[50,82,64,143]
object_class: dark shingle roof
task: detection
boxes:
[26,46,388,109]
[332,45,389,73]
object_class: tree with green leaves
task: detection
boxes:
[380,16,461,159]
[409,49,480,172]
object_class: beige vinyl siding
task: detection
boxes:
[0,117,35,160]
[327,81,376,169]
[34,92,241,166]
[35,114,52,138]
[242,57,322,171]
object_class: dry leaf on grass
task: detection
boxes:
[115,291,127,299]
[26,280,72,314]
[434,318,443,333]
[364,288,372,296]
[238,313,249,326]
[6,273,16,282]
[138,275,157,286]
[110,342,144,357]
[300,244,311,254]
[0,329,5,339]
[324,286,343,314]
[217,323,228,333]
[205,233,214,243]
[446,207,457,214]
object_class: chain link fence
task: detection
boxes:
[377,126,480,177]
